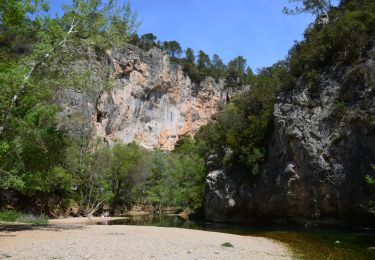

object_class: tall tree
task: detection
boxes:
[197,50,211,70]
[139,33,157,50]
[283,0,332,17]
[162,40,182,58]
[225,56,247,89]
[0,0,139,136]
[185,47,195,64]
[211,54,226,79]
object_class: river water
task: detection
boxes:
[98,215,375,259]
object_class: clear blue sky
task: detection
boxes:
[49,0,315,70]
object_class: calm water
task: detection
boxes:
[99,215,375,259]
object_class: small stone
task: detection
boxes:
[334,241,341,244]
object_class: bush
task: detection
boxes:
[15,213,48,225]
[0,209,21,222]
[0,210,48,224]
[221,242,234,247]
[289,0,375,80]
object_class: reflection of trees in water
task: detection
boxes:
[108,215,195,228]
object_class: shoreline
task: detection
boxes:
[0,222,292,259]
[48,216,129,225]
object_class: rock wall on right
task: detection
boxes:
[204,46,375,225]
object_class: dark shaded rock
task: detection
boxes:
[203,46,375,225]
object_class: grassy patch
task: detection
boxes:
[221,242,234,247]
[0,209,21,222]
[0,210,48,224]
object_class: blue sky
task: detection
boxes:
[49,0,315,70]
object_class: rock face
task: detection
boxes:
[58,44,230,150]
[204,47,375,225]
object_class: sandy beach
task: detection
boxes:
[0,221,292,260]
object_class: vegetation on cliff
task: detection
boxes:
[195,62,290,174]
[196,0,375,179]
[129,30,254,86]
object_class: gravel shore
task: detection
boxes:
[0,223,292,259]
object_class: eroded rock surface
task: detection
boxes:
[204,47,375,225]
[58,44,232,149]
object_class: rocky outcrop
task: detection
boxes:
[204,47,375,225]
[58,44,232,149]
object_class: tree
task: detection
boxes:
[0,0,140,214]
[172,136,205,209]
[139,33,157,50]
[145,151,171,211]
[107,142,143,208]
[246,66,255,84]
[0,0,49,32]
[211,54,226,80]
[145,138,206,211]
[185,47,195,64]
[283,0,332,17]
[196,62,288,174]
[225,56,247,89]
[197,50,211,70]
[182,48,202,84]
[162,40,182,58]
[0,0,140,136]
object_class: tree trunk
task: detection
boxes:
[0,18,78,136]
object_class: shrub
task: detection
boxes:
[15,214,48,225]
[0,209,48,224]
[221,242,234,247]
[0,209,21,222]
[289,0,375,81]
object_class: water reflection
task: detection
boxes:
[98,215,375,259]
[99,215,199,229]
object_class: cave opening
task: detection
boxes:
[97,111,103,123]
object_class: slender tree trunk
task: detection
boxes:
[0,18,78,136]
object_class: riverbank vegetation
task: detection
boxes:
[0,209,48,224]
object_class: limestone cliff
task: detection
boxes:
[203,45,375,225]
[58,44,230,150]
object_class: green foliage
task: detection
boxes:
[162,40,182,58]
[283,0,332,17]
[0,209,20,222]
[331,100,348,119]
[107,142,144,206]
[365,166,375,185]
[0,209,48,224]
[63,138,205,213]
[181,48,202,84]
[221,242,234,247]
[365,175,375,185]
[0,60,72,206]
[196,62,289,173]
[0,0,139,214]
[288,0,375,79]
[211,54,227,80]
[13,213,48,224]
[145,137,206,210]
[62,0,140,48]
[225,56,247,89]
[0,0,49,32]
[197,50,211,71]
[138,33,157,50]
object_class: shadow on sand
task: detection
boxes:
[0,223,84,233]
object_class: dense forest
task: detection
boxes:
[0,0,374,220]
